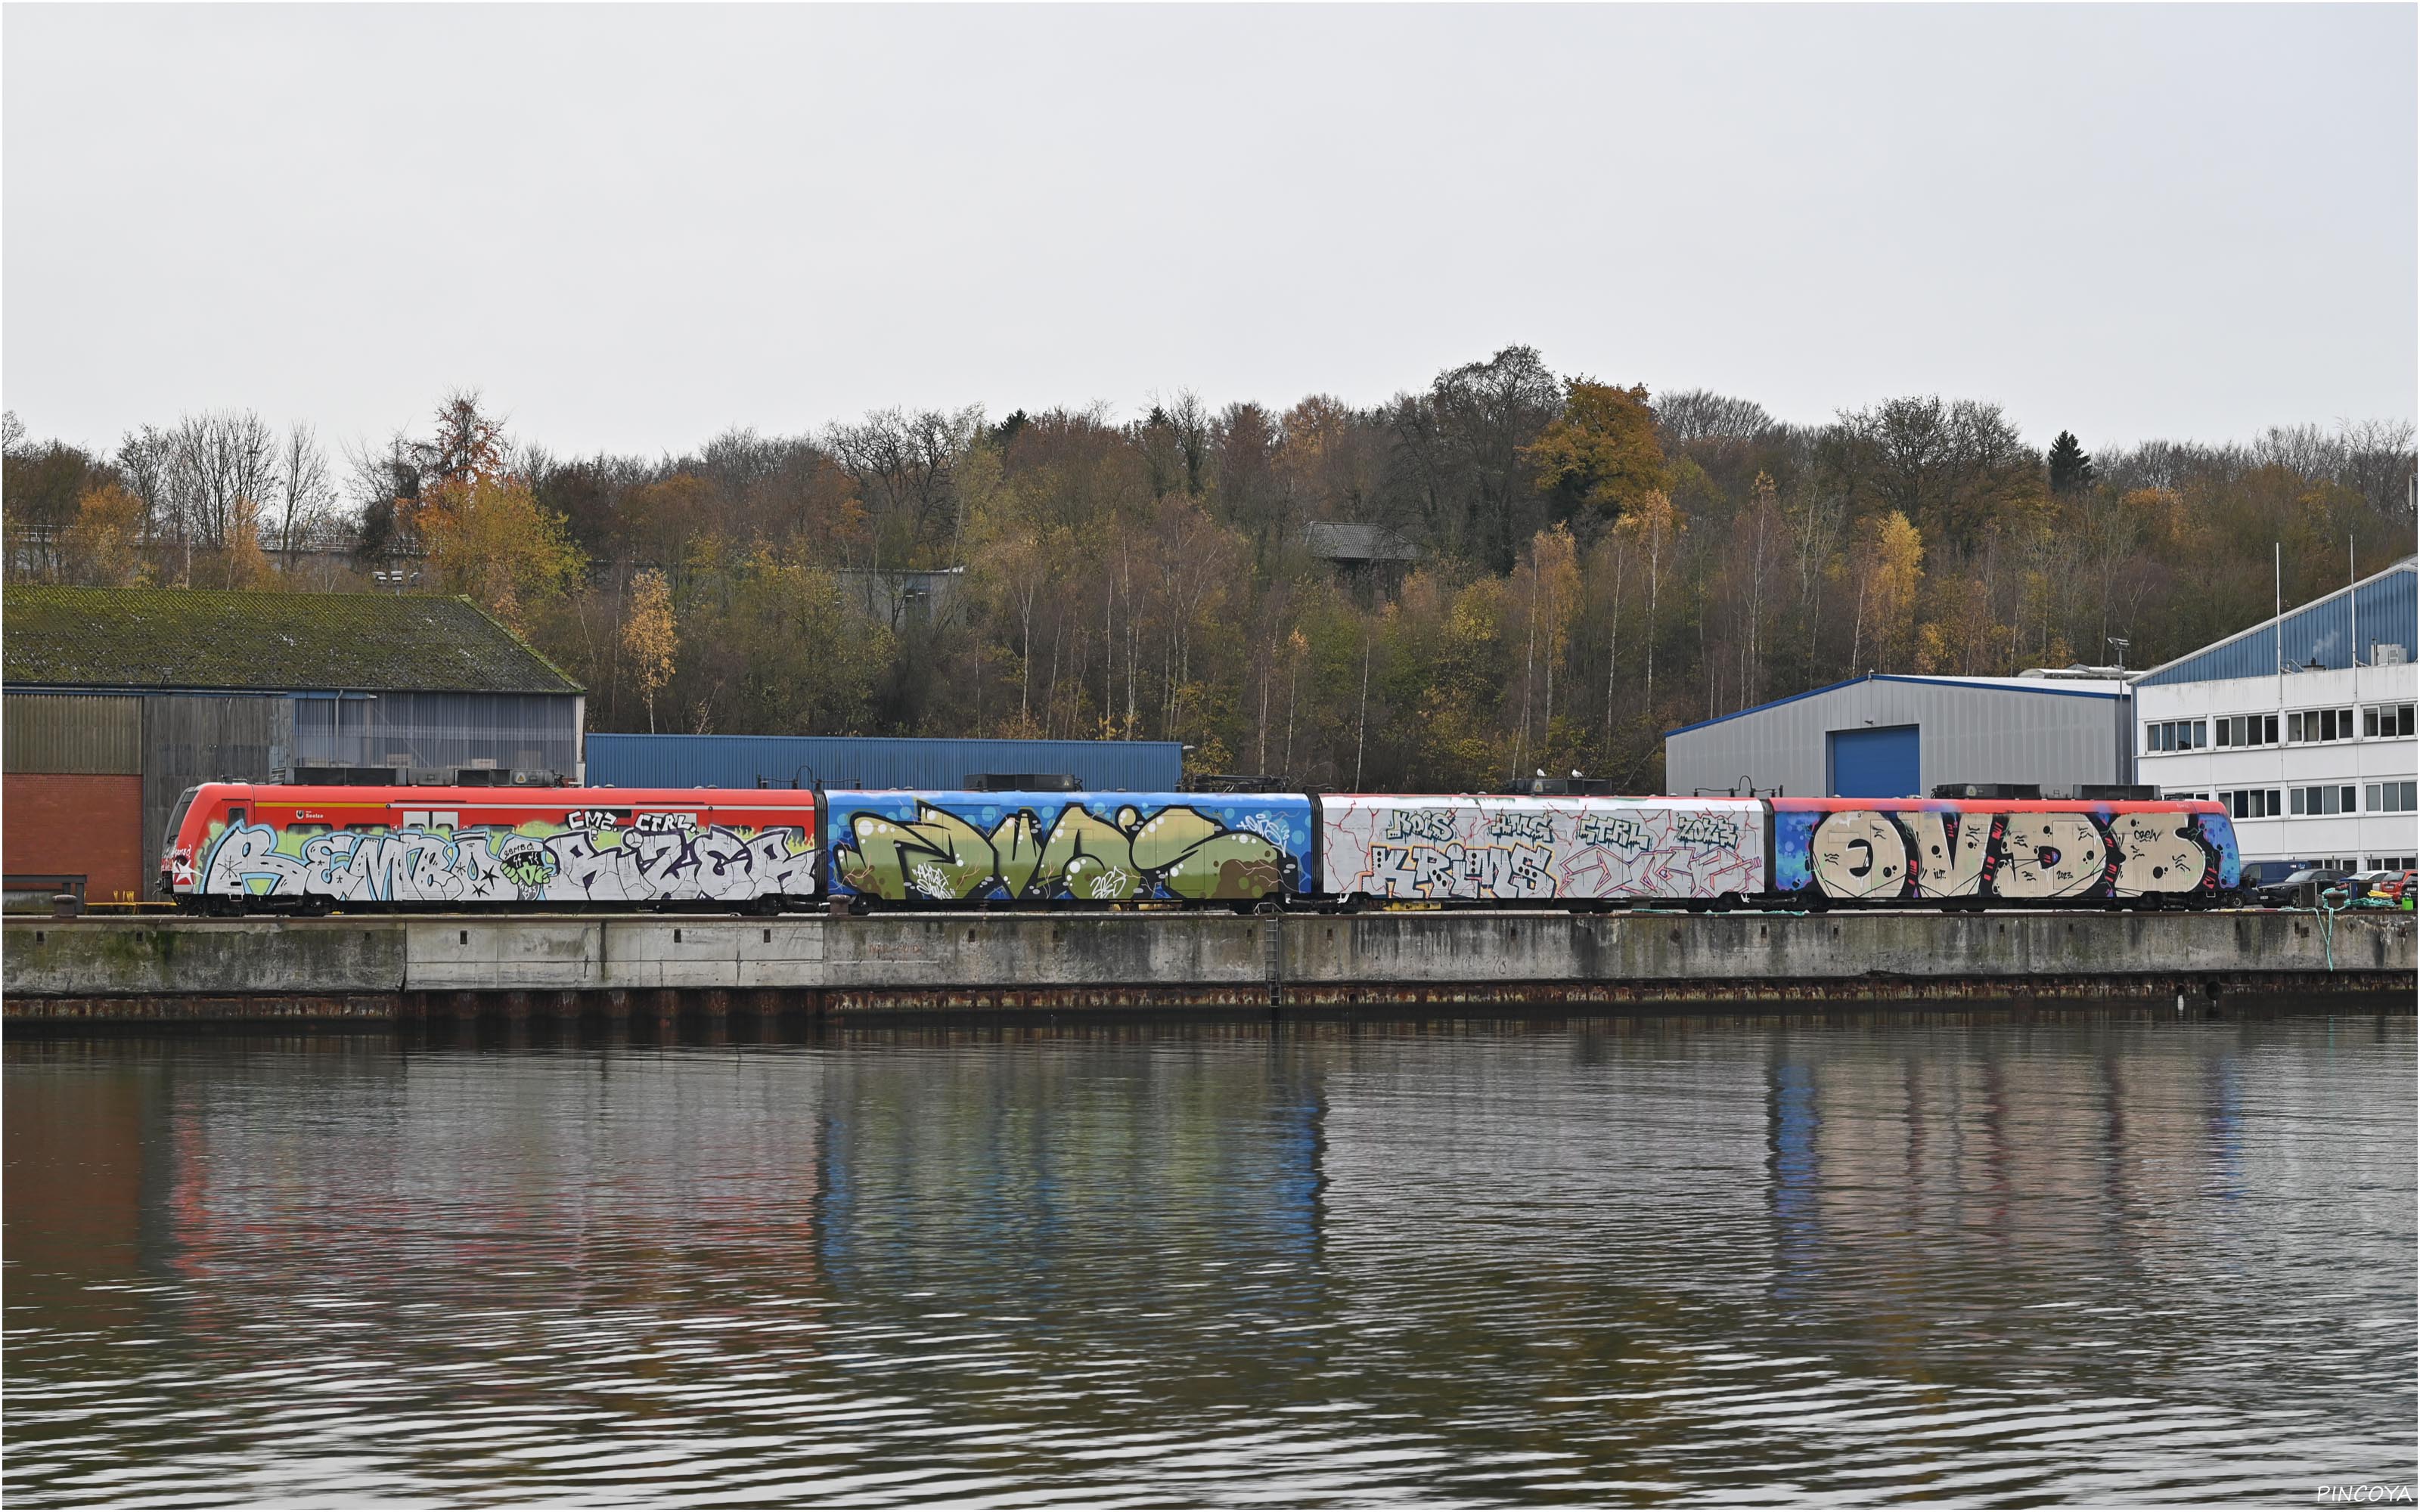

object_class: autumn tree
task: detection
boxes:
[1509,524,1582,777]
[417,473,583,632]
[1848,510,1924,673]
[1525,380,1667,534]
[1613,490,1685,721]
[61,482,150,586]
[14,361,2408,792]
[622,569,678,733]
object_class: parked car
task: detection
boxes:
[2366,869,2415,904]
[2251,866,2350,906]
[2242,860,2313,890]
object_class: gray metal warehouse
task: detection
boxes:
[1662,672,2135,798]
[3,587,583,903]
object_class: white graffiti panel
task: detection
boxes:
[198,821,820,904]
[1321,796,1766,900]
[1810,810,1911,900]
[1993,814,2108,899]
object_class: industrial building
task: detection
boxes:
[3,588,584,904]
[2133,557,2418,876]
[586,733,1184,792]
[1662,671,2134,799]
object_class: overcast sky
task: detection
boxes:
[5,4,2413,463]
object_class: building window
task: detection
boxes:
[2364,780,2418,813]
[2146,719,2209,751]
[2214,714,2277,748]
[2290,707,2358,743]
[2369,855,2417,871]
[2218,789,2283,819]
[2291,785,2361,816]
[2364,703,2416,739]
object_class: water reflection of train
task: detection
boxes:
[161,782,2241,914]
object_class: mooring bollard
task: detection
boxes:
[50,893,80,920]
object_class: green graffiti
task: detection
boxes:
[496,838,560,891]
[834,801,1289,902]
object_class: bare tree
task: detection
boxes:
[824,406,982,568]
[150,411,278,583]
[1655,389,1775,445]
[274,423,336,561]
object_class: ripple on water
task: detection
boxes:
[3,1011,2412,1504]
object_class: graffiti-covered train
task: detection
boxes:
[162,782,2242,913]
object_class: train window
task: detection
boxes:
[226,808,246,826]
[164,786,202,843]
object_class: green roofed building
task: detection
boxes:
[2,587,585,904]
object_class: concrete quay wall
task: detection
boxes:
[4,909,2411,1023]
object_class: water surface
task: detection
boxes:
[5,1009,2413,1504]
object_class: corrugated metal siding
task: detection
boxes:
[1667,679,2128,798]
[140,694,280,898]
[586,734,1187,792]
[3,692,141,774]
[2139,563,2418,686]
[291,691,580,776]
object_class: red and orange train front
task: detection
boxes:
[163,784,821,909]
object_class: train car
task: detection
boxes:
[1769,796,2240,906]
[823,789,1315,904]
[1319,794,1768,904]
[163,783,821,912]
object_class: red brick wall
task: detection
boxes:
[4,774,145,903]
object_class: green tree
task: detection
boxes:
[2048,430,2094,494]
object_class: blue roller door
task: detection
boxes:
[1829,725,1919,798]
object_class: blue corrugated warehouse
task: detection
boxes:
[586,734,1184,792]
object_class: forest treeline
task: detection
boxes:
[5,345,2414,791]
